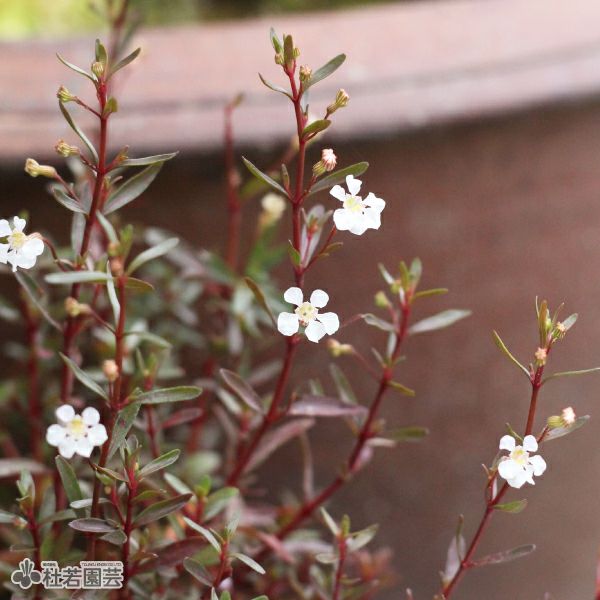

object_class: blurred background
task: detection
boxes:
[2,0,600,598]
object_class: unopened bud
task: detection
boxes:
[554,321,567,339]
[327,339,354,358]
[57,86,76,103]
[374,291,391,309]
[534,347,547,365]
[102,359,119,383]
[24,158,57,179]
[321,148,336,171]
[299,65,312,83]
[561,406,576,425]
[91,61,105,79]
[275,53,284,66]
[55,139,79,157]
[258,193,286,229]
[327,89,350,114]
[64,297,90,318]
[110,256,124,276]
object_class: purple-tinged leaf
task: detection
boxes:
[290,395,367,418]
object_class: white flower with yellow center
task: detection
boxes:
[46,405,108,459]
[330,175,385,236]
[0,217,44,272]
[277,287,340,343]
[498,434,546,489]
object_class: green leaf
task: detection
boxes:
[493,499,527,514]
[320,507,340,536]
[470,544,536,568]
[124,277,154,293]
[492,331,530,378]
[258,73,292,98]
[96,211,119,244]
[183,517,221,552]
[56,53,94,81]
[59,353,109,401]
[362,313,395,332]
[15,272,61,331]
[127,237,179,275]
[46,271,111,286]
[95,39,107,66]
[139,449,181,479]
[55,456,84,506]
[119,152,178,167]
[309,162,369,195]
[107,402,141,460]
[104,163,164,214]
[388,381,416,397]
[183,558,213,586]
[244,277,277,327]
[542,367,600,385]
[69,518,116,533]
[242,157,288,196]
[301,119,331,139]
[409,309,471,335]
[0,509,25,526]
[136,386,202,405]
[329,364,357,405]
[388,426,429,442]
[101,528,128,545]
[52,188,87,214]
[413,288,448,300]
[544,415,590,441]
[134,493,192,527]
[109,47,141,78]
[220,369,263,413]
[59,102,98,163]
[204,487,239,520]
[231,552,266,575]
[305,54,346,89]
[287,242,301,266]
[347,524,378,552]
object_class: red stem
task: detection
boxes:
[333,537,348,600]
[121,466,137,599]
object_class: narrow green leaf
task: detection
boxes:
[362,313,395,332]
[231,552,266,575]
[329,364,357,404]
[56,53,94,81]
[52,188,87,213]
[544,415,590,441]
[543,367,600,385]
[104,163,164,214]
[301,119,331,139]
[258,73,292,98]
[134,493,192,527]
[492,331,531,378]
[95,39,107,65]
[0,509,25,526]
[409,309,471,335]
[59,353,109,400]
[204,487,239,520]
[305,54,346,89]
[347,524,378,552]
[46,271,111,285]
[124,277,154,293]
[96,211,119,244]
[388,381,416,397]
[139,449,181,479]
[388,426,429,442]
[244,277,276,327]
[309,162,369,195]
[109,47,141,78]
[471,544,536,567]
[119,152,178,167]
[59,103,98,163]
[136,386,202,405]
[183,558,213,586]
[220,369,263,413]
[15,272,61,331]
[413,288,448,300]
[242,157,288,196]
[55,456,84,505]
[493,499,527,514]
[107,402,141,460]
[127,237,179,275]
[183,517,221,552]
[69,518,116,533]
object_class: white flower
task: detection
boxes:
[0,217,44,272]
[330,175,385,236]
[46,405,108,459]
[497,434,546,489]
[277,287,340,343]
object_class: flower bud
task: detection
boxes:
[274,53,284,66]
[299,65,312,83]
[55,139,79,157]
[64,297,90,318]
[326,339,354,357]
[91,61,105,79]
[321,149,337,171]
[534,347,547,365]
[561,406,576,425]
[327,89,350,114]
[554,321,567,339]
[258,193,286,230]
[374,291,391,309]
[57,86,76,103]
[24,158,57,179]
[102,359,119,383]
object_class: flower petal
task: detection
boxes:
[0,220,11,237]
[11,252,37,271]
[21,238,44,258]
[305,320,326,343]
[317,311,340,335]
[333,208,354,231]
[363,207,382,230]
[277,312,300,336]
[58,439,76,459]
[309,289,329,308]
[283,286,303,306]
[522,435,538,452]
[329,185,347,202]
[81,407,100,425]
[75,437,94,458]
[88,424,108,446]
[46,424,66,446]
[56,404,75,425]
[0,244,8,264]
[528,454,546,476]
[499,435,515,451]
[507,470,528,489]
[346,175,362,196]
[364,192,385,212]
[13,217,26,232]
[349,219,370,236]
[498,457,518,480]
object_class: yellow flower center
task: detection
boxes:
[295,302,317,325]
[510,447,529,466]
[343,195,364,213]
[8,231,26,250]
[66,416,87,439]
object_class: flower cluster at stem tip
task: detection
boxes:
[0,217,44,272]
[498,434,547,489]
